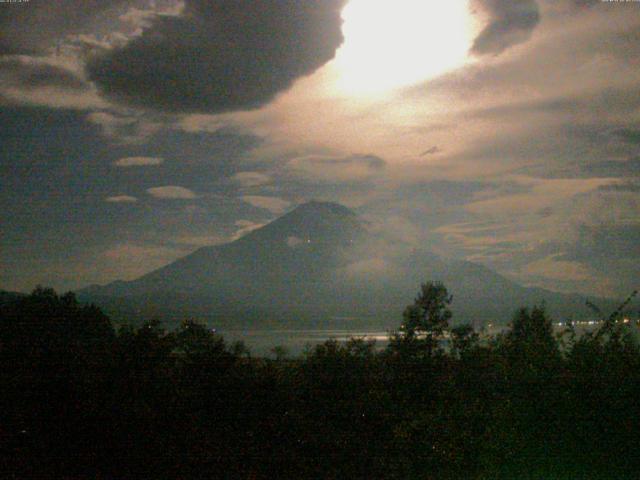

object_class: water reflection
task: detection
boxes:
[218,329,391,355]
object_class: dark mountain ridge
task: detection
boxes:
[78,201,617,328]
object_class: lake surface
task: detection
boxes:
[219,322,637,357]
[218,329,391,356]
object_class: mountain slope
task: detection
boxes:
[78,201,615,327]
[83,201,364,297]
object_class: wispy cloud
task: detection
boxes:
[86,111,163,144]
[147,186,198,199]
[105,195,137,203]
[232,219,266,240]
[242,195,291,214]
[114,156,164,167]
[172,234,225,247]
[287,154,386,183]
[232,171,271,188]
[102,243,189,280]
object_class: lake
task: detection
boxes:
[219,329,392,356]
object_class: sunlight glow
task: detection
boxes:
[333,0,478,96]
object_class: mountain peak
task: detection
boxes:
[288,200,356,218]
[237,200,362,245]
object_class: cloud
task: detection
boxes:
[241,195,291,214]
[102,242,187,279]
[286,236,304,248]
[471,0,540,55]
[87,111,132,135]
[575,157,640,179]
[288,154,386,183]
[420,146,441,156]
[114,156,163,167]
[86,111,162,143]
[87,0,347,113]
[567,223,640,261]
[557,222,640,295]
[0,55,104,109]
[172,234,224,247]
[232,219,265,240]
[232,171,271,188]
[430,175,639,295]
[105,195,138,203]
[597,182,640,193]
[343,258,390,278]
[612,128,640,145]
[522,254,593,282]
[0,0,135,55]
[0,57,88,91]
[147,186,198,199]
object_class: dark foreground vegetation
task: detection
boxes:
[1,285,639,479]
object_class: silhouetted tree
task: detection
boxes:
[395,281,452,357]
[0,287,117,476]
[3,284,640,479]
[271,345,289,360]
[451,323,479,358]
[500,305,560,368]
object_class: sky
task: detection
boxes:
[1,0,638,297]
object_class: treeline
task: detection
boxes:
[1,285,639,479]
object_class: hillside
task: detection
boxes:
[78,201,615,328]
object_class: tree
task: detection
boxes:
[398,281,453,357]
[450,324,479,358]
[270,345,289,361]
[509,306,555,350]
[0,286,114,356]
[500,305,560,372]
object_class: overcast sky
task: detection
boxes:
[1,0,638,297]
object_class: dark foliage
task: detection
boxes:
[1,286,638,479]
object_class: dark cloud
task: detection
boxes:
[0,0,134,55]
[597,182,640,193]
[420,146,441,156]
[87,0,346,113]
[587,157,640,177]
[471,0,540,55]
[518,157,640,180]
[309,154,385,170]
[571,0,601,8]
[613,129,640,145]
[0,58,88,91]
[537,206,554,217]
[468,97,579,119]
[563,223,640,261]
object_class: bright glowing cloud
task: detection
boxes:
[332,0,479,95]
